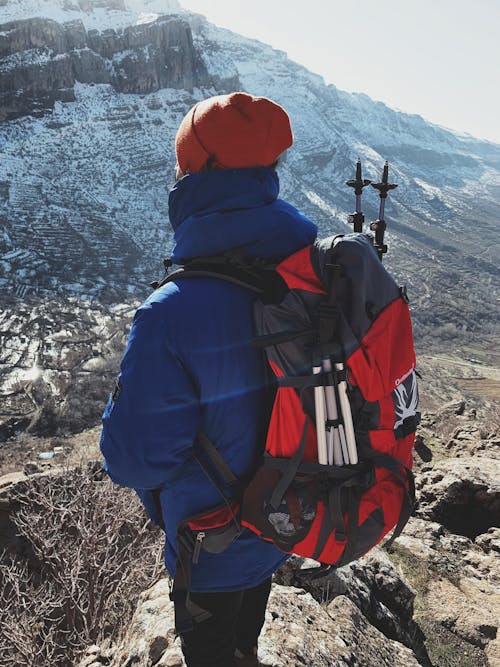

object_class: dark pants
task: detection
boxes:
[180,577,272,667]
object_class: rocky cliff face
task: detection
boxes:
[0,2,498,351]
[0,14,220,120]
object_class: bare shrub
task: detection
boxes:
[0,464,164,667]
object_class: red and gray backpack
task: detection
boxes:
[156,232,419,633]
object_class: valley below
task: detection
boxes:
[0,290,498,476]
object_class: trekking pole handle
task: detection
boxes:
[346,158,372,197]
[370,161,398,261]
[346,159,371,233]
[371,161,397,212]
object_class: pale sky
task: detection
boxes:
[182,0,500,145]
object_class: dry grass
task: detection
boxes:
[0,464,164,667]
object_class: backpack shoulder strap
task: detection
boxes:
[152,254,289,302]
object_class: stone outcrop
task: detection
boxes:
[0,14,221,120]
[3,398,500,666]
[87,448,499,667]
[90,578,421,667]
[275,550,428,662]
[0,17,68,56]
[415,456,499,539]
[394,515,500,666]
[394,453,499,666]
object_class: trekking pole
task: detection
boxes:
[334,363,358,464]
[321,359,356,465]
[370,161,397,261]
[318,257,358,465]
[346,158,372,233]
[322,358,346,466]
[326,161,372,466]
[313,365,328,465]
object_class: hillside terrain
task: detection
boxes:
[0,1,499,339]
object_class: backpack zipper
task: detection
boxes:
[192,531,205,564]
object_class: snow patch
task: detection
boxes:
[0,0,182,31]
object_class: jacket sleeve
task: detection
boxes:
[100,297,200,491]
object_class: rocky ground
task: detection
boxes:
[68,392,499,667]
[1,358,498,666]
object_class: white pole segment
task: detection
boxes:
[338,423,350,465]
[322,359,344,466]
[335,363,358,464]
[313,365,328,465]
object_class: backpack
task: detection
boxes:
[154,232,419,633]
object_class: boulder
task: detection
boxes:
[393,519,499,665]
[437,399,466,417]
[416,456,500,540]
[260,585,420,667]
[424,576,500,665]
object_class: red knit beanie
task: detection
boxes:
[175,92,293,174]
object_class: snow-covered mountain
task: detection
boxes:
[0,0,499,346]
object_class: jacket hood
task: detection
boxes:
[168,167,317,263]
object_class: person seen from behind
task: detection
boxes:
[100,92,318,667]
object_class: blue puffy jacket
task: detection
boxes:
[100,167,317,592]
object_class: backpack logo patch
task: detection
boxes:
[393,370,419,430]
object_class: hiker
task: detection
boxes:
[100,92,318,667]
